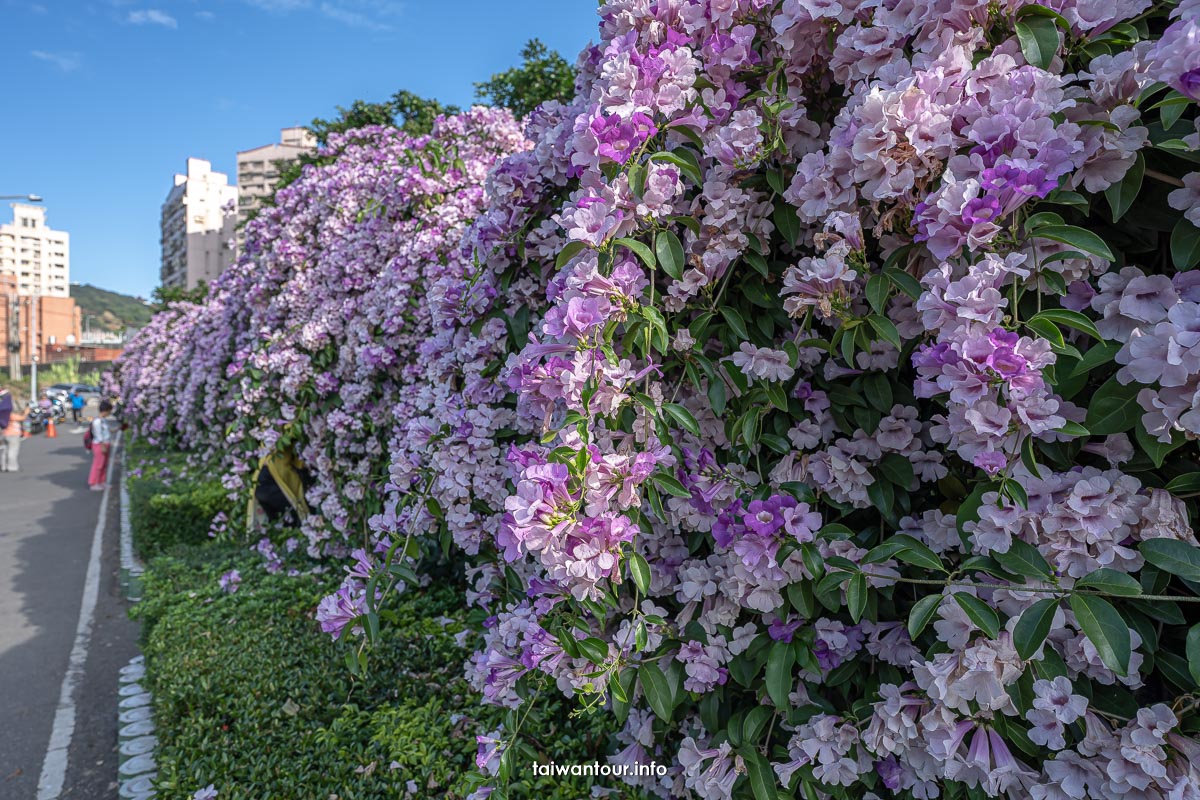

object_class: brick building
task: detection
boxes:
[2,273,83,371]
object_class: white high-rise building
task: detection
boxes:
[0,203,70,297]
[160,158,238,290]
[235,126,316,252]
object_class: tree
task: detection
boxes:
[475,39,575,118]
[151,281,208,311]
[268,40,574,202]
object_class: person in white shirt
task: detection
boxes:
[88,400,115,491]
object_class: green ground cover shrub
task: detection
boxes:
[132,545,637,800]
[126,441,232,558]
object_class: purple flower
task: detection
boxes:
[590,111,657,164]
[218,570,241,594]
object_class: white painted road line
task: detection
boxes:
[35,434,119,800]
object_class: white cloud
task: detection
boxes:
[238,0,401,30]
[242,0,312,10]
[30,50,82,71]
[195,9,215,20]
[318,2,389,30]
[127,8,178,28]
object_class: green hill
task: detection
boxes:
[71,283,153,332]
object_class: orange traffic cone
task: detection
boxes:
[46,417,57,438]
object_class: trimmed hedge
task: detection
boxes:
[128,468,230,559]
[131,545,633,800]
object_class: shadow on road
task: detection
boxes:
[0,433,140,799]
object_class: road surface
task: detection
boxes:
[0,426,139,799]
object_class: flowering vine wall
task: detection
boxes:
[117,1,1200,798]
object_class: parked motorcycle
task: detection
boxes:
[24,404,49,435]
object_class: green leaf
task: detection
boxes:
[650,472,692,499]
[1172,220,1200,270]
[954,592,1001,639]
[742,748,778,800]
[765,640,796,708]
[1084,376,1142,435]
[744,251,769,278]
[611,667,635,724]
[865,477,895,518]
[1104,152,1144,223]
[993,538,1053,580]
[655,230,686,280]
[1069,341,1121,380]
[1029,224,1114,261]
[765,381,789,411]
[866,314,902,349]
[1026,316,1065,349]
[720,306,749,340]
[847,573,868,623]
[890,534,947,573]
[1075,568,1143,597]
[1140,539,1200,583]
[773,201,801,247]
[555,240,588,269]
[1187,624,1200,687]
[1055,421,1091,437]
[879,452,915,488]
[1029,309,1103,341]
[885,267,923,299]
[1014,597,1059,660]
[638,662,676,721]
[662,403,702,437]
[1161,91,1190,130]
[578,637,609,663]
[866,274,890,314]
[1165,473,1200,496]
[1015,3,1072,28]
[707,379,727,416]
[862,372,893,413]
[1020,436,1043,479]
[742,706,773,744]
[1015,15,1060,70]
[1069,594,1131,676]
[1135,418,1183,468]
[628,552,652,595]
[649,149,703,186]
[615,237,656,270]
[908,594,942,640]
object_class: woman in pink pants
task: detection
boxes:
[89,400,115,490]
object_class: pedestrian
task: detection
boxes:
[1,389,25,473]
[88,399,115,491]
[69,389,84,424]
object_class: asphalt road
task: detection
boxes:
[0,426,139,799]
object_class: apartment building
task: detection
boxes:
[0,203,70,297]
[235,127,316,252]
[160,158,238,290]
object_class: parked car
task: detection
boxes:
[44,383,101,402]
[44,383,75,402]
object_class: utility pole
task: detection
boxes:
[29,292,38,401]
[6,293,19,381]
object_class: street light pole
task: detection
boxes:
[30,291,39,402]
[6,294,18,381]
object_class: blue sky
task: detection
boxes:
[0,0,598,297]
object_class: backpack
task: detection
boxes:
[83,427,94,451]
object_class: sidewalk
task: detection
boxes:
[0,430,140,799]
